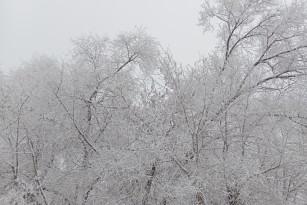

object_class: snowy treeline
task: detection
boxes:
[1,0,307,204]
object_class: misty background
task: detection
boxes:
[0,0,216,73]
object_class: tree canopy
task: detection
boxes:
[1,0,307,204]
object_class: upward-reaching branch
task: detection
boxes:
[54,90,100,155]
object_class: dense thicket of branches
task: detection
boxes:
[1,0,307,204]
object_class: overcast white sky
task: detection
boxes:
[0,0,217,73]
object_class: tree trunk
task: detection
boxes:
[142,161,158,205]
[197,192,205,205]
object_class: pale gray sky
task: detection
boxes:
[0,0,216,72]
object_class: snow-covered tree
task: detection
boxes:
[1,1,307,204]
